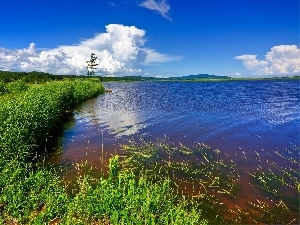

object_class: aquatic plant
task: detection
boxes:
[62,156,207,224]
[120,138,242,223]
[119,136,299,224]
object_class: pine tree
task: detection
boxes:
[86,53,98,76]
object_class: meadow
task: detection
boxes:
[0,78,208,224]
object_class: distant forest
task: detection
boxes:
[0,71,79,83]
[0,71,231,83]
[0,70,298,83]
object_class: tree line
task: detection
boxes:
[0,71,97,83]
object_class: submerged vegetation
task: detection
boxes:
[120,138,299,224]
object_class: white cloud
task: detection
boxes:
[107,2,116,7]
[143,48,181,64]
[0,24,179,75]
[235,45,300,76]
[139,0,172,21]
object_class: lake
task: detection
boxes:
[48,80,299,223]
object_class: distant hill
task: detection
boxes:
[168,74,230,80]
[99,74,231,82]
[0,70,231,83]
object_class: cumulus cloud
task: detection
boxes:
[235,45,300,76]
[139,0,172,21]
[0,24,179,75]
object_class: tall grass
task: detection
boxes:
[63,157,207,224]
[0,80,104,162]
[0,79,102,223]
[6,80,29,94]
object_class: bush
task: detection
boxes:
[72,79,105,104]
[0,82,7,95]
[6,80,29,94]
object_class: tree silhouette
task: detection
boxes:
[86,53,98,76]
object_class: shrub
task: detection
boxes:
[0,82,7,95]
[6,80,29,94]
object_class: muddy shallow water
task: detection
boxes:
[47,80,299,223]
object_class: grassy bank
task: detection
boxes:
[0,79,104,162]
[0,79,207,224]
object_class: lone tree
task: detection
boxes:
[86,53,98,76]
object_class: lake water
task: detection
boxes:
[48,80,300,171]
[48,80,299,223]
[51,80,298,158]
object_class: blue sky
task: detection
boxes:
[0,0,299,77]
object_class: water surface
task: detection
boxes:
[52,80,299,162]
[47,80,299,222]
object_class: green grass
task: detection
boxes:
[0,79,104,161]
[61,157,207,225]
[0,157,208,224]
[0,82,8,95]
[0,80,29,96]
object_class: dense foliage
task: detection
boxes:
[0,82,7,95]
[0,70,96,83]
[0,80,104,162]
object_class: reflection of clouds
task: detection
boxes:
[74,98,103,125]
[74,109,145,136]
[97,82,148,136]
[106,111,145,136]
[72,81,300,142]
[73,83,147,137]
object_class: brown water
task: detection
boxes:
[47,80,300,223]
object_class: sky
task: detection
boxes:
[0,0,299,77]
